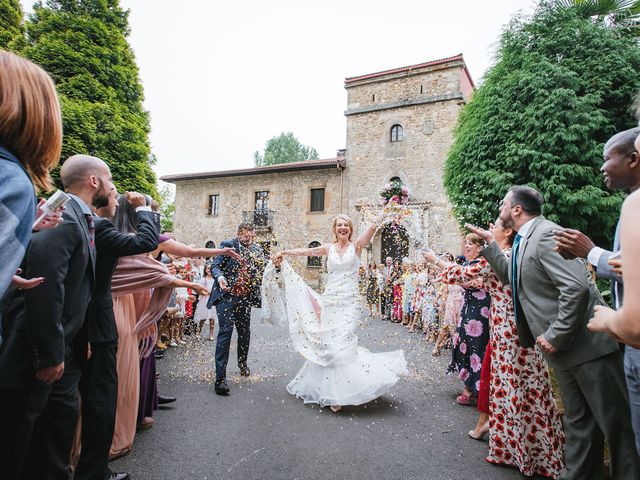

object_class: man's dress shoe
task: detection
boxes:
[239,364,250,377]
[158,395,176,405]
[215,379,230,395]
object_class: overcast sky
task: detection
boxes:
[24,0,538,178]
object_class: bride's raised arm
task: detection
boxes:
[355,213,387,254]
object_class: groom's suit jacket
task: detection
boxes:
[482,216,618,369]
[208,237,265,308]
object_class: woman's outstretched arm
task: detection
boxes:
[153,238,240,260]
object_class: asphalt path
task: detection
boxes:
[111,310,533,480]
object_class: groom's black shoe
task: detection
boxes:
[215,379,230,395]
[239,364,251,377]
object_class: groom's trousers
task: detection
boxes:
[215,295,251,381]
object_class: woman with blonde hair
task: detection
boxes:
[0,50,63,301]
[266,213,408,413]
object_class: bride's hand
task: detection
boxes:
[271,252,284,267]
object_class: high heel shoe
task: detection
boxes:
[468,422,489,440]
[330,405,342,413]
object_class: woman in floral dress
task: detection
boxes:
[426,221,565,479]
[433,233,490,404]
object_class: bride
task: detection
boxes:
[263,214,408,413]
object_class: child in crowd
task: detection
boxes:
[401,262,415,325]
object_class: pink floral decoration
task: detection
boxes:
[459,342,467,354]
[480,306,490,319]
[459,368,470,381]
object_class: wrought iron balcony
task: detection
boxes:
[242,209,275,230]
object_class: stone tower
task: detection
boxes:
[343,54,474,261]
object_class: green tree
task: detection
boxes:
[157,182,175,232]
[253,132,319,166]
[0,0,24,50]
[444,1,640,247]
[21,0,157,196]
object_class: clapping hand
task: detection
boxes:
[552,229,594,260]
[125,191,146,208]
[33,198,64,231]
[421,248,438,263]
[465,223,494,245]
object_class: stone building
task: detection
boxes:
[162,54,474,285]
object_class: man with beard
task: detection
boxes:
[0,155,110,479]
[468,185,640,479]
[74,188,159,480]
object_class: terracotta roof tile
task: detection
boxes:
[345,54,465,84]
[161,158,346,182]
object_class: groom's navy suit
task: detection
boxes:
[208,237,264,381]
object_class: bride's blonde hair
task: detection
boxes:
[332,214,354,241]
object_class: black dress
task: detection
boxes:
[366,270,379,304]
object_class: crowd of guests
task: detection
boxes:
[353,127,640,478]
[3,47,640,480]
[359,254,464,355]
[0,50,237,480]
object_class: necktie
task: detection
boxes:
[511,233,522,319]
[84,214,95,248]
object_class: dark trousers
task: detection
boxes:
[75,341,118,480]
[214,296,251,381]
[0,357,81,480]
[555,351,640,480]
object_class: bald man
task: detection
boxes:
[0,155,112,479]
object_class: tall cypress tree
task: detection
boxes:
[444,1,640,246]
[22,0,157,196]
[0,0,24,50]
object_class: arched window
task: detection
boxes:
[390,124,403,142]
[307,241,322,268]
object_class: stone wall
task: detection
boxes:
[344,63,465,257]
[172,167,344,285]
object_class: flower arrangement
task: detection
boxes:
[380,182,410,205]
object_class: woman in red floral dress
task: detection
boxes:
[426,219,565,478]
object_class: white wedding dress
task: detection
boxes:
[262,243,407,407]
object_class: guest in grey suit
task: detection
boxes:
[469,185,640,480]
[554,127,640,453]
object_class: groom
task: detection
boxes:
[208,223,265,395]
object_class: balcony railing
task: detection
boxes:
[242,209,275,230]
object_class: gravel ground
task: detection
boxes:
[111,310,537,480]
